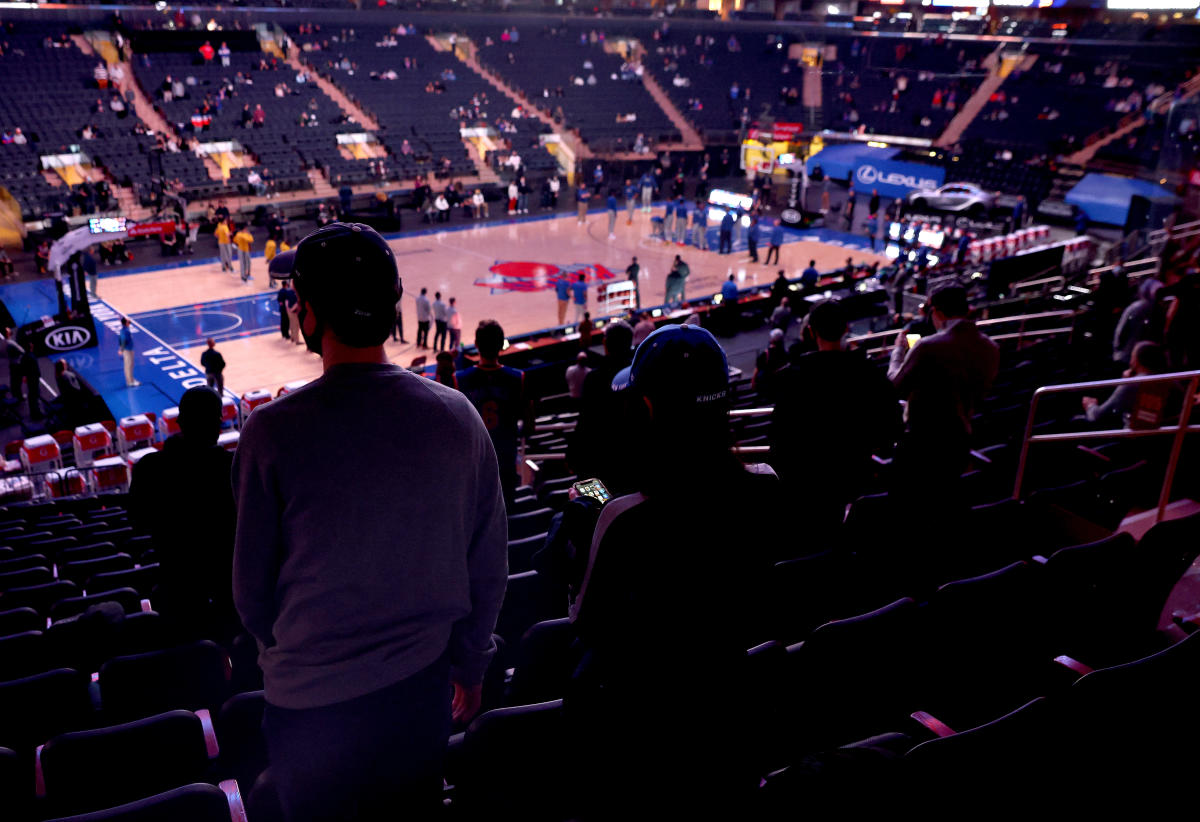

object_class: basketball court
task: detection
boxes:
[3,206,886,419]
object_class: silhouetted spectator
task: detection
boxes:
[130,387,238,639]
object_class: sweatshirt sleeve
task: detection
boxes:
[449,422,509,686]
[231,414,283,649]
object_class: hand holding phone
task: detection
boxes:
[572,478,611,505]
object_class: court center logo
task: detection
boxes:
[475,261,618,294]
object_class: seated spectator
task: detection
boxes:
[1113,277,1163,369]
[130,387,239,640]
[751,328,789,401]
[1082,341,1170,429]
[566,324,783,818]
[771,299,901,535]
[0,247,13,279]
[770,297,793,332]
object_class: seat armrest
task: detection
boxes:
[220,779,249,822]
[910,711,955,738]
[1053,655,1094,676]
[197,708,220,759]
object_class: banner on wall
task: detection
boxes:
[748,122,804,142]
[852,158,944,199]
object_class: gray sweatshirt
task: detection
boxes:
[233,362,508,709]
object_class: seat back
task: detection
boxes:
[42,782,234,822]
[0,668,92,755]
[99,641,231,723]
[40,711,211,818]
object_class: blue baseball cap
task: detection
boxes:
[612,323,729,408]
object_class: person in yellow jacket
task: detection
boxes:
[264,238,291,263]
[233,225,254,282]
[215,219,233,272]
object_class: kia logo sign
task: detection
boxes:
[45,326,92,351]
[780,208,802,223]
[856,164,939,191]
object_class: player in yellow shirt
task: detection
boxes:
[264,237,278,262]
[215,219,233,272]
[233,225,254,282]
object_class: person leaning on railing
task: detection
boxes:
[1082,341,1169,430]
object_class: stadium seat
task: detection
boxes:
[98,640,232,723]
[216,691,267,791]
[38,710,216,818]
[0,581,80,616]
[86,565,160,598]
[58,554,135,588]
[0,668,93,763]
[57,543,119,565]
[0,566,53,592]
[43,782,242,822]
[0,633,45,692]
[494,571,565,651]
[49,588,145,623]
[507,508,555,542]
[0,553,52,575]
[506,532,547,574]
[506,617,575,706]
[47,611,167,677]
[0,606,43,637]
[448,699,568,818]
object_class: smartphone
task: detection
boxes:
[905,333,922,349]
[572,478,611,505]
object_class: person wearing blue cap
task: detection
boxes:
[565,322,783,817]
[241,223,508,822]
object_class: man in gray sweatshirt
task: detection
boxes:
[239,223,508,822]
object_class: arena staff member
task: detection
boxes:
[237,224,507,822]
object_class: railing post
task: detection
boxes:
[1012,389,1043,502]
[1156,375,1199,523]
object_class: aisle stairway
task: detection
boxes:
[454,38,592,161]
[639,70,704,151]
[936,47,1020,148]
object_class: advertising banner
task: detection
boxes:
[748,122,804,142]
[852,158,944,199]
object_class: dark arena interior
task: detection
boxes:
[0,0,1198,818]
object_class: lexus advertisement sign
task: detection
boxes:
[852,159,945,200]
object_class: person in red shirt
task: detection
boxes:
[199,41,215,62]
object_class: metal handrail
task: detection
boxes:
[1012,369,1200,523]
[1086,256,1161,286]
[1011,275,1066,295]
[1149,219,1200,246]
[848,310,1077,351]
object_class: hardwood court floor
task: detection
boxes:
[102,208,887,397]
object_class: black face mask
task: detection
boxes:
[294,280,324,356]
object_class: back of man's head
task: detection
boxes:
[930,284,969,319]
[268,223,401,353]
[808,299,848,345]
[475,319,505,360]
[603,320,633,359]
[1132,340,1167,374]
[178,386,222,446]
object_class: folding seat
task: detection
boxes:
[2,581,79,617]
[780,598,924,758]
[42,782,242,822]
[59,554,135,587]
[58,543,119,565]
[98,640,232,723]
[495,571,566,652]
[215,691,266,791]
[507,532,546,574]
[38,710,217,818]
[1,531,53,551]
[507,508,555,542]
[87,565,159,598]
[0,668,92,763]
[0,566,53,592]
[506,618,575,706]
[447,700,568,819]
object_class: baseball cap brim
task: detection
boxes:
[611,366,633,393]
[268,248,297,280]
